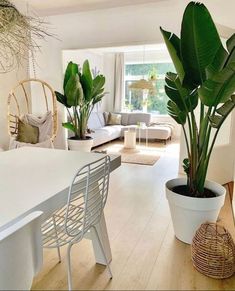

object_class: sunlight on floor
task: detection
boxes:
[94,139,180,157]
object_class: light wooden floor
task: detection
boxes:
[32,141,235,290]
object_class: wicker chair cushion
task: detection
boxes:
[22,111,52,142]
[16,119,39,144]
[9,137,54,149]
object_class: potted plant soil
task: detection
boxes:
[55,60,107,152]
[161,1,235,243]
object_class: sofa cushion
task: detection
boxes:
[127,113,151,126]
[91,125,123,147]
[103,112,109,125]
[107,113,121,125]
[147,125,172,140]
[120,113,129,126]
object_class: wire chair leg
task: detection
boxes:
[67,243,73,291]
[52,215,61,263]
[92,226,113,279]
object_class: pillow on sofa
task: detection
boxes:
[107,113,121,125]
[16,119,39,144]
[103,112,110,125]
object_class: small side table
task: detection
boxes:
[124,130,136,149]
[138,126,148,147]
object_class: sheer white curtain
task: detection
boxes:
[113,53,124,112]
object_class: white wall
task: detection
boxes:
[125,50,171,64]
[0,1,29,150]
[0,61,29,150]
[103,53,116,111]
[63,50,104,74]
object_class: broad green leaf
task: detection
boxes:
[206,44,228,78]
[167,100,186,125]
[224,34,235,68]
[185,89,198,111]
[226,33,235,53]
[92,93,106,105]
[212,63,235,103]
[198,79,220,106]
[165,72,187,110]
[199,63,235,106]
[165,72,198,112]
[216,99,235,116]
[63,62,79,91]
[209,115,223,128]
[160,27,185,83]
[81,60,93,101]
[55,91,71,108]
[165,84,185,111]
[62,122,76,133]
[209,96,235,128]
[65,74,83,107]
[181,2,222,88]
[92,75,105,97]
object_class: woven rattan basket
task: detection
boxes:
[191,223,235,279]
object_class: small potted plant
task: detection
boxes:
[55,60,107,152]
[161,1,235,243]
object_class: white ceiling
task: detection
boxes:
[22,0,165,16]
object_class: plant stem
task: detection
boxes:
[182,125,190,158]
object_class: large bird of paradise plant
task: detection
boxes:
[55,60,106,140]
[161,1,235,197]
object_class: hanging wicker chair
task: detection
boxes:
[7,78,58,141]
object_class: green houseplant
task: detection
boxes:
[161,1,235,243]
[55,60,106,151]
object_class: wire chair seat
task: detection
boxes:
[42,205,83,248]
[42,203,103,248]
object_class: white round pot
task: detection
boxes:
[68,138,93,152]
[166,178,226,244]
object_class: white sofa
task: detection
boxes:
[88,112,172,147]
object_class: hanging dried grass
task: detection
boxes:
[0,0,53,73]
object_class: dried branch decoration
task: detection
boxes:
[0,0,53,73]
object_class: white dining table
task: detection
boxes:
[0,147,121,265]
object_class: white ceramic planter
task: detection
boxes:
[67,138,93,152]
[166,178,226,244]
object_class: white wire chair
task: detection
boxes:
[41,155,112,290]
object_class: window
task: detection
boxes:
[123,63,175,115]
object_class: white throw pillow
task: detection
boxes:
[22,111,53,142]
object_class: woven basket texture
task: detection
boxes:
[191,223,235,279]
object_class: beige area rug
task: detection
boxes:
[94,140,166,166]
